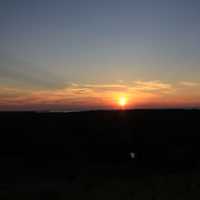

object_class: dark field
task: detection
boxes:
[0,109,200,199]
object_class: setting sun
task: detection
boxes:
[118,96,127,107]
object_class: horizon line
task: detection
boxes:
[0,107,199,114]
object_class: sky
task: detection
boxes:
[0,0,200,110]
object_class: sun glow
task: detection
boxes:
[118,96,127,107]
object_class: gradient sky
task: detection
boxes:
[0,0,200,110]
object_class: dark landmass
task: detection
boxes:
[0,109,200,199]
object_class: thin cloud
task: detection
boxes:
[70,81,173,93]
[0,80,199,110]
[133,80,173,92]
[179,81,199,87]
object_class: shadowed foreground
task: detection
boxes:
[0,109,200,199]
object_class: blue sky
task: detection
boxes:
[0,0,200,110]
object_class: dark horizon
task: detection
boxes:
[0,106,200,113]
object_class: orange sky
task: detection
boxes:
[0,80,199,111]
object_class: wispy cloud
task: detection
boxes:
[69,81,173,93]
[179,81,199,87]
[70,83,128,93]
[133,80,172,92]
[0,80,199,110]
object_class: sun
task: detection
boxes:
[118,96,127,107]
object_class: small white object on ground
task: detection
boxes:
[130,152,135,159]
